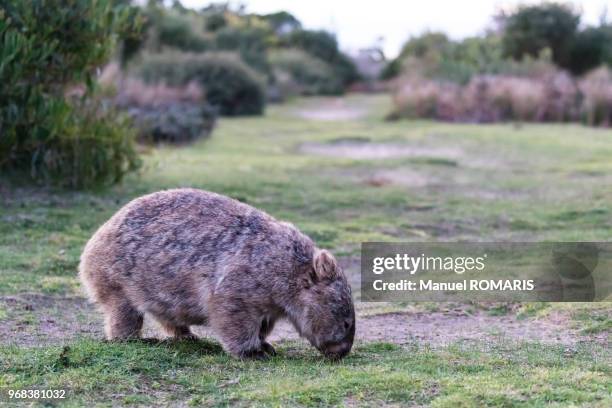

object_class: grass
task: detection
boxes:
[1,94,611,406]
[1,339,610,407]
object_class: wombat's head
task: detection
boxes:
[295,249,355,360]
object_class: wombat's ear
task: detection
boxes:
[313,249,338,280]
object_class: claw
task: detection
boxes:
[261,341,276,356]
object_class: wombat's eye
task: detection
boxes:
[344,320,351,330]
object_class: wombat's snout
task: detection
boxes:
[321,340,352,360]
[319,320,355,360]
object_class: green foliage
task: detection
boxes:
[269,49,343,95]
[148,8,211,52]
[386,6,612,80]
[379,58,402,80]
[381,32,453,79]
[0,0,140,188]
[500,3,580,69]
[259,11,301,34]
[113,0,147,67]
[215,25,271,73]
[398,31,453,60]
[382,32,508,84]
[450,36,507,75]
[201,3,229,32]
[286,30,360,86]
[287,30,340,62]
[27,101,140,188]
[569,25,612,75]
[158,14,209,51]
[134,52,265,116]
[127,5,356,96]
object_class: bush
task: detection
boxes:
[381,33,508,83]
[133,52,265,116]
[155,11,211,52]
[114,79,216,144]
[461,73,578,122]
[388,70,587,125]
[214,26,271,73]
[387,78,461,121]
[27,100,140,187]
[0,0,140,188]
[580,67,612,126]
[286,30,359,86]
[269,49,343,96]
[128,103,216,144]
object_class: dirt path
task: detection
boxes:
[294,97,368,121]
[2,294,605,349]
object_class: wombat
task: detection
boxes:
[79,189,355,359]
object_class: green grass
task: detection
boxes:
[1,339,610,407]
[1,94,611,406]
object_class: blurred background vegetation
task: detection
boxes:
[384,3,612,125]
[0,0,611,189]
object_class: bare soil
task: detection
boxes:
[300,141,462,161]
[1,293,604,349]
[295,98,368,121]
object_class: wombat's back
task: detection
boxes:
[78,188,298,320]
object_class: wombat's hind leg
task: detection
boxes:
[102,295,143,340]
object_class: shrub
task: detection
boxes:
[389,71,586,125]
[269,49,343,96]
[0,0,140,188]
[580,67,612,126]
[387,78,463,121]
[462,76,547,122]
[155,11,211,52]
[214,26,271,73]
[128,103,216,144]
[381,32,508,83]
[133,52,265,116]
[286,30,359,86]
[26,100,141,187]
[115,79,216,144]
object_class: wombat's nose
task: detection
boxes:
[323,340,352,360]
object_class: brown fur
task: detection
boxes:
[79,189,355,359]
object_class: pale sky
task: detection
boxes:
[178,0,611,57]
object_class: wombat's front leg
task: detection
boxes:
[259,317,276,356]
[209,298,271,359]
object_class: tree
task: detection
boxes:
[259,11,301,35]
[286,30,359,85]
[380,32,453,79]
[500,3,580,69]
[569,25,612,75]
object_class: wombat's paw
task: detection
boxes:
[261,341,276,356]
[239,347,270,360]
[176,333,199,341]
